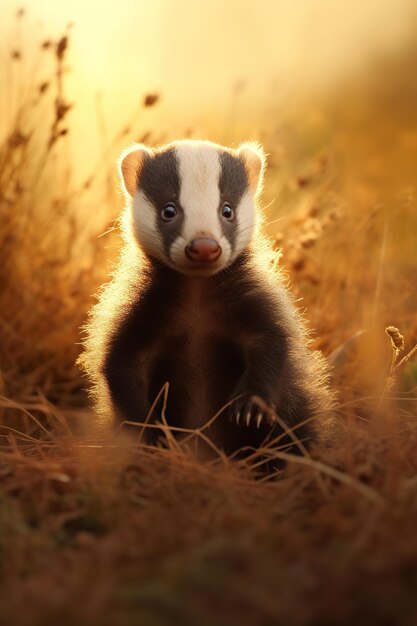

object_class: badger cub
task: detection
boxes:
[80,139,332,458]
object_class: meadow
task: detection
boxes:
[0,18,417,626]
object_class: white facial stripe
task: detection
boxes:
[177,143,222,241]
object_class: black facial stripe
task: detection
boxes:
[219,151,249,253]
[138,147,185,258]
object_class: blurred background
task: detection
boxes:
[1,0,417,179]
[1,3,417,624]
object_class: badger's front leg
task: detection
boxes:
[224,332,315,458]
[228,359,280,434]
[101,293,170,444]
[103,340,155,435]
[228,328,286,420]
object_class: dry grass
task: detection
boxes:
[1,19,417,626]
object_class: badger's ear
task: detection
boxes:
[118,144,152,197]
[237,142,266,195]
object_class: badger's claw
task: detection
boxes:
[230,396,276,429]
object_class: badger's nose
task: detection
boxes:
[185,238,222,263]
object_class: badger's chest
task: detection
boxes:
[146,279,245,429]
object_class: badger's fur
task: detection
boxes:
[79,139,333,459]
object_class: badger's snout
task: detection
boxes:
[185,238,222,263]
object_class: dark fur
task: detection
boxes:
[139,147,185,255]
[82,250,332,462]
[79,144,333,464]
[218,151,248,253]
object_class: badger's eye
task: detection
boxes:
[162,203,177,220]
[221,203,234,220]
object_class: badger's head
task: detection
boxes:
[118,139,266,277]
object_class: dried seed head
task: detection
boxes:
[144,94,159,107]
[297,175,311,188]
[300,233,319,249]
[8,131,28,148]
[303,217,322,236]
[385,326,404,351]
[56,36,68,61]
[307,204,320,218]
[55,100,72,121]
[286,247,305,272]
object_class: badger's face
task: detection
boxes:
[119,140,265,277]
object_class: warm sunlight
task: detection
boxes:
[1,0,416,179]
[1,1,417,624]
